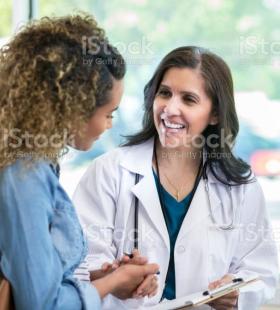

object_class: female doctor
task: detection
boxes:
[73,46,279,310]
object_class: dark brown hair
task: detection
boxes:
[125,46,252,185]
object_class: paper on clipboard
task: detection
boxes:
[149,275,259,310]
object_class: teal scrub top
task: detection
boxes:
[153,170,192,300]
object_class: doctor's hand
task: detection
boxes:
[122,249,158,298]
[207,274,239,310]
[91,249,148,280]
[121,249,148,265]
[93,263,159,300]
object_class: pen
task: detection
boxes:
[233,278,243,283]
[123,252,161,275]
[124,253,134,259]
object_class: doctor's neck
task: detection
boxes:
[154,140,202,172]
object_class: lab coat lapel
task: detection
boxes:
[177,177,221,239]
[120,138,170,250]
[131,171,170,250]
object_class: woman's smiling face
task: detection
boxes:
[153,67,218,149]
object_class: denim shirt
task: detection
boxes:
[0,160,101,310]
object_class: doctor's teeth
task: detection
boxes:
[164,120,185,129]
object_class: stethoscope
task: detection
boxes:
[202,164,236,231]
[131,149,236,250]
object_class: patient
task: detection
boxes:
[0,14,158,309]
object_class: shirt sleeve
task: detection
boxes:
[0,161,101,310]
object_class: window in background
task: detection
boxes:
[38,0,280,162]
[1,0,36,46]
[0,0,13,42]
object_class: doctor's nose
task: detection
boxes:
[163,97,181,116]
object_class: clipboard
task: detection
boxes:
[149,276,259,310]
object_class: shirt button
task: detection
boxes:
[177,245,185,254]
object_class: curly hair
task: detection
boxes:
[0,13,126,168]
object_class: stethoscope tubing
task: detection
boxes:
[132,158,236,252]
[203,171,236,231]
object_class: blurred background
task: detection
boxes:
[1,0,280,306]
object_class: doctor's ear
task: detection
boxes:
[209,108,219,126]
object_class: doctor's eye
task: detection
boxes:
[106,115,114,119]
[157,88,172,98]
[182,95,197,105]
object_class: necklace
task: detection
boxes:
[162,171,187,202]
[154,138,203,224]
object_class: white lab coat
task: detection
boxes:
[73,138,279,309]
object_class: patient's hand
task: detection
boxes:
[119,249,159,299]
[91,249,159,299]
[89,250,147,281]
[90,260,121,281]
[93,263,159,300]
